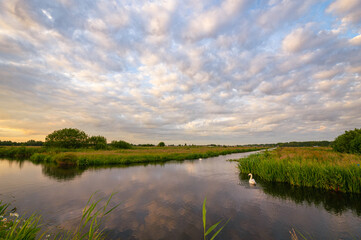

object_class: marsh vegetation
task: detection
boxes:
[239,147,361,193]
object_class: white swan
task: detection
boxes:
[248,173,256,185]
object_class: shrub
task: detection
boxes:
[350,134,361,154]
[332,128,361,153]
[45,128,88,149]
[110,140,132,149]
[88,136,107,150]
[54,153,78,166]
[30,153,52,163]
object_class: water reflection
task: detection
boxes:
[240,173,361,216]
[41,160,191,182]
[0,158,25,168]
[1,153,361,240]
[41,164,86,181]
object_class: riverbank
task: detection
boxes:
[0,146,263,167]
[238,147,361,193]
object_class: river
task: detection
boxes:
[1,151,361,239]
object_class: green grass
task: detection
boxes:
[27,146,262,167]
[238,147,361,193]
[0,200,43,240]
[202,198,229,240]
[0,193,119,240]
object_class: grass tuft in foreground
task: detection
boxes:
[202,198,229,240]
[0,201,43,240]
[0,193,119,240]
[238,147,361,193]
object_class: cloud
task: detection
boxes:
[0,0,360,144]
[257,0,318,30]
[326,0,361,24]
[184,0,249,40]
[282,24,336,53]
[349,34,361,45]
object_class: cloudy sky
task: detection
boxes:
[0,0,360,145]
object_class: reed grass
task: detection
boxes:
[0,201,44,240]
[54,192,120,240]
[202,198,229,240]
[0,193,119,240]
[238,147,361,193]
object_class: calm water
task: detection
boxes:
[1,151,361,240]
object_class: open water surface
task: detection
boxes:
[1,151,361,239]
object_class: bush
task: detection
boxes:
[45,128,88,149]
[332,128,361,153]
[157,142,165,147]
[110,140,132,149]
[350,135,361,154]
[54,153,78,166]
[88,136,107,150]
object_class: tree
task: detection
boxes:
[157,142,165,147]
[45,128,88,149]
[88,136,107,150]
[110,140,132,149]
[25,140,44,146]
[350,134,361,154]
[332,128,361,153]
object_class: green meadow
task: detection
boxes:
[239,147,361,193]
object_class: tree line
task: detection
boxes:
[240,141,332,148]
[45,128,130,149]
[0,140,44,146]
[1,128,360,154]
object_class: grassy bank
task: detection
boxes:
[31,146,262,166]
[238,147,361,193]
[1,146,262,167]
[0,146,45,159]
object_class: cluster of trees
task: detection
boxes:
[0,140,44,146]
[332,128,361,154]
[1,128,167,150]
[45,128,131,150]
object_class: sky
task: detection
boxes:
[0,0,360,145]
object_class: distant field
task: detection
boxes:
[0,146,263,166]
[239,147,361,193]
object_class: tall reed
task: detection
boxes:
[238,147,361,193]
[202,198,229,240]
[0,193,119,240]
[55,192,120,240]
[0,201,44,240]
